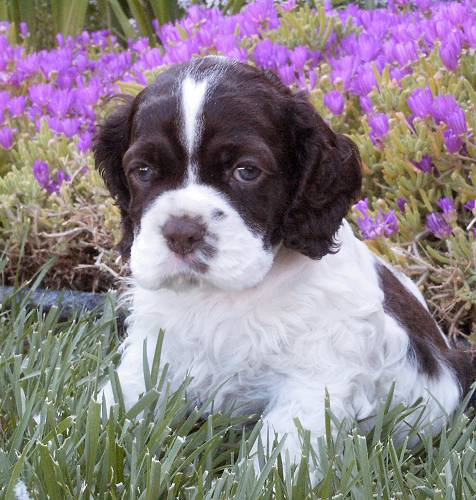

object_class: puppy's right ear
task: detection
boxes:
[93,95,134,258]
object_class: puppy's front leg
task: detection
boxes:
[257,382,350,465]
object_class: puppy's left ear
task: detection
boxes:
[282,91,362,259]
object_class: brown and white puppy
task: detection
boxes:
[94,56,474,462]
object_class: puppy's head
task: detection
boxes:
[94,57,361,291]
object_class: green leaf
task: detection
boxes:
[108,0,137,40]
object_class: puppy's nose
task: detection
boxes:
[162,216,206,256]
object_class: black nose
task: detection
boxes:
[162,216,206,256]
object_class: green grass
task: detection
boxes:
[0,0,182,48]
[1,273,476,498]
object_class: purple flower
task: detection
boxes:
[390,66,411,82]
[446,107,467,136]
[0,127,16,149]
[443,2,467,25]
[242,0,279,31]
[352,64,378,96]
[46,171,69,193]
[382,210,399,237]
[47,89,75,117]
[426,212,452,239]
[360,96,373,114]
[47,117,81,138]
[46,117,63,135]
[19,22,29,38]
[357,34,380,62]
[407,87,433,118]
[324,90,345,115]
[61,118,81,138]
[440,42,461,71]
[369,113,389,144]
[444,130,463,154]
[438,197,456,222]
[396,197,407,212]
[1,0,475,206]
[289,46,308,72]
[152,19,160,36]
[56,68,76,89]
[307,70,317,91]
[464,22,476,49]
[331,55,358,89]
[77,131,93,153]
[55,170,71,184]
[253,39,277,70]
[393,41,418,66]
[431,96,466,146]
[440,35,461,71]
[354,198,399,239]
[33,159,69,194]
[29,83,54,108]
[33,160,50,190]
[56,33,65,47]
[7,96,26,117]
[0,90,11,112]
[432,95,458,123]
[354,198,369,214]
[277,64,295,86]
[412,155,434,173]
[464,200,475,211]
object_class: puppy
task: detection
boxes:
[94,56,474,461]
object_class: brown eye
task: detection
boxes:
[233,164,262,183]
[133,165,155,183]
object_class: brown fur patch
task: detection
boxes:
[377,263,475,399]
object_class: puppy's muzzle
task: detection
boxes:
[162,215,206,256]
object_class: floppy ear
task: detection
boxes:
[282,91,362,259]
[93,95,135,258]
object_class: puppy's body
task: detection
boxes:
[103,220,465,458]
[95,57,474,460]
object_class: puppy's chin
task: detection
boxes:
[159,273,201,292]
[131,266,200,292]
[132,257,275,293]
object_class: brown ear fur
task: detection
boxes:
[282,92,362,259]
[93,95,134,258]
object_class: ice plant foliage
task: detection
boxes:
[0,0,474,334]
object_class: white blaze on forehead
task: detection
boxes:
[181,76,208,180]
